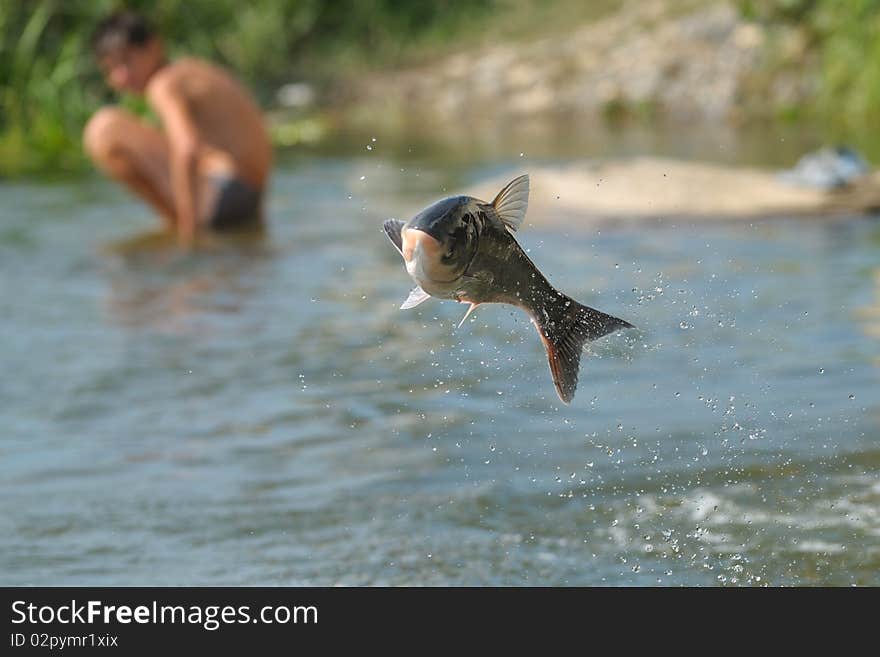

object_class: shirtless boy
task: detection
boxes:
[84,12,272,244]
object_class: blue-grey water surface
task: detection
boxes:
[2,152,879,585]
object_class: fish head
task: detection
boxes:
[402,196,480,285]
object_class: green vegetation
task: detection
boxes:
[0,0,497,177]
[739,0,880,130]
[3,0,880,177]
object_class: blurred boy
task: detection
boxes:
[84,12,272,244]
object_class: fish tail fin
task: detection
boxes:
[532,295,634,404]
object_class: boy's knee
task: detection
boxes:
[83,107,130,161]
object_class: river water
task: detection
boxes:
[2,145,879,585]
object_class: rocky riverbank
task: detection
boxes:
[336,0,801,129]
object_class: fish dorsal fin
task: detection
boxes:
[383,219,405,256]
[491,174,529,232]
[400,285,431,309]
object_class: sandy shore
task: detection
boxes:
[467,157,880,226]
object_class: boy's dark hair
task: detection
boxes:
[91,11,156,57]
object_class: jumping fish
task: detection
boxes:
[383,174,634,403]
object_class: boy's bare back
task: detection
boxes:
[147,58,272,191]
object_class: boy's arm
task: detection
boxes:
[147,79,200,245]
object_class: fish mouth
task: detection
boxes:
[402,227,443,264]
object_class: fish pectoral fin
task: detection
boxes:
[400,285,431,309]
[383,219,406,256]
[491,174,529,232]
[456,302,481,329]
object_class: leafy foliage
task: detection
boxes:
[0,0,492,176]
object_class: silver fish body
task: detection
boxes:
[383,174,633,403]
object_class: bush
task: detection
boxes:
[0,0,492,177]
